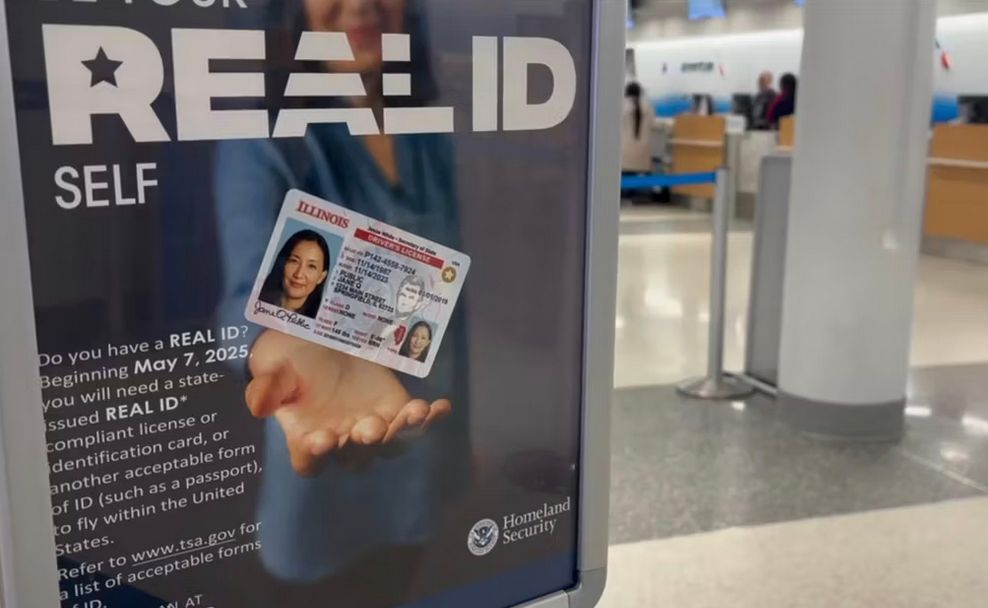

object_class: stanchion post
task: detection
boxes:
[678,167,754,400]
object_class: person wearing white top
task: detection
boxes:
[621,82,655,175]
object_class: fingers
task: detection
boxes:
[372,401,404,426]
[245,363,299,418]
[382,398,452,443]
[423,399,452,428]
[279,397,451,476]
[350,415,389,445]
[287,440,322,477]
[383,399,430,443]
[403,400,431,427]
[277,411,340,478]
[284,426,322,477]
[306,429,340,458]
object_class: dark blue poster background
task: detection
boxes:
[5,1,592,606]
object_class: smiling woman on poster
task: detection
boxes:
[214,0,469,603]
[258,230,331,319]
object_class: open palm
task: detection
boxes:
[246,330,451,476]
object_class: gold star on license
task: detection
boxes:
[442,267,457,283]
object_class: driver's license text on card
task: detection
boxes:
[245,189,470,378]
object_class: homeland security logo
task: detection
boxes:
[467,498,572,557]
[467,519,499,557]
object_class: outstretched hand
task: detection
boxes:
[245,330,451,476]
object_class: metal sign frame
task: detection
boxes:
[0,1,623,606]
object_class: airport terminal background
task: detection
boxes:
[603,0,988,606]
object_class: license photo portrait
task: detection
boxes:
[258,219,344,320]
[398,318,434,363]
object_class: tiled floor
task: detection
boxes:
[609,384,986,545]
[614,207,988,389]
[614,229,753,387]
[601,498,988,608]
[604,205,988,607]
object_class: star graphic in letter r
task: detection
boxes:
[82,47,123,87]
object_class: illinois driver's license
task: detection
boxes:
[245,189,470,378]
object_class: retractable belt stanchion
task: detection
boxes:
[678,167,754,400]
[620,171,717,190]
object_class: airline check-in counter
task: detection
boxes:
[923,124,988,263]
[769,119,988,264]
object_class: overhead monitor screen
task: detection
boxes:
[689,0,726,20]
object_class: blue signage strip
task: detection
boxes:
[621,172,717,189]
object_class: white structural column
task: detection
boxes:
[777,0,937,439]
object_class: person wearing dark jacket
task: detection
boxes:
[751,71,777,130]
[768,72,798,128]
